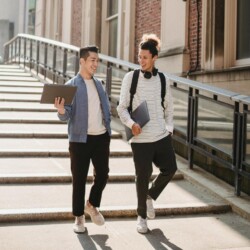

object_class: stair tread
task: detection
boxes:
[0,180,226,210]
[0,111,58,120]
[0,81,42,87]
[0,72,32,77]
[0,138,131,151]
[0,86,43,93]
[0,76,39,81]
[0,123,121,137]
[0,93,40,101]
[0,157,137,175]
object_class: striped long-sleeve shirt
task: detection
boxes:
[117,70,174,143]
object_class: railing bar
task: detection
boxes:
[3,33,250,196]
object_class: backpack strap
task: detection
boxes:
[158,72,166,111]
[128,69,140,113]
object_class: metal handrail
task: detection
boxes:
[3,34,250,196]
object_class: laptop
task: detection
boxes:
[40,84,77,105]
[125,100,150,141]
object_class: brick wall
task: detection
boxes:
[188,0,202,72]
[134,0,161,63]
[71,0,82,47]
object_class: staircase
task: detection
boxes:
[0,64,233,222]
[1,64,250,250]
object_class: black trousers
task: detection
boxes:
[69,132,110,216]
[131,135,177,219]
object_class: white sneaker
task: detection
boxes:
[73,215,85,233]
[146,198,155,219]
[137,216,148,234]
[85,201,105,226]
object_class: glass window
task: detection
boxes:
[236,0,250,60]
[108,18,118,57]
[107,0,118,57]
[28,0,36,35]
[197,98,234,156]
[108,0,118,17]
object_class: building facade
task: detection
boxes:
[0,0,36,63]
[35,0,250,95]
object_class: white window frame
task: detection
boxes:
[202,0,250,70]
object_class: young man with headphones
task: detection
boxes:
[117,34,177,234]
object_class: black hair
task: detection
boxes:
[79,46,99,60]
[139,34,161,57]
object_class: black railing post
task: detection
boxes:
[234,101,243,196]
[14,39,17,63]
[44,43,48,80]
[75,51,79,75]
[242,104,247,167]
[52,46,57,83]
[29,39,33,70]
[10,43,13,62]
[63,48,67,83]
[106,64,112,97]
[18,37,21,65]
[187,87,195,169]
[36,41,40,75]
[24,38,27,68]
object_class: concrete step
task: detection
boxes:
[0,172,183,184]
[0,179,230,222]
[0,93,40,102]
[0,68,25,73]
[0,214,249,250]
[0,101,54,112]
[0,154,183,183]
[0,111,61,123]
[0,76,39,82]
[0,81,43,87]
[0,123,68,134]
[0,137,132,157]
[0,122,121,138]
[0,167,183,184]
[0,86,43,94]
[0,72,32,77]
[0,110,61,117]
[0,65,21,69]
[0,106,55,112]
[0,131,121,139]
[0,157,137,176]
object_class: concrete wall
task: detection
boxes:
[157,0,189,74]
[61,0,72,45]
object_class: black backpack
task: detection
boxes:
[128,69,166,113]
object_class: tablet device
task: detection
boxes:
[40,84,77,105]
[125,100,150,141]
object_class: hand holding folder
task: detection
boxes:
[125,100,150,141]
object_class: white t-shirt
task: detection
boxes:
[117,71,174,143]
[85,79,106,135]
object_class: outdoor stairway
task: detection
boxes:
[0,65,233,224]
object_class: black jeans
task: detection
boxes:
[131,135,177,219]
[69,132,110,216]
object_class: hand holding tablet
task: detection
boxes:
[40,84,77,105]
